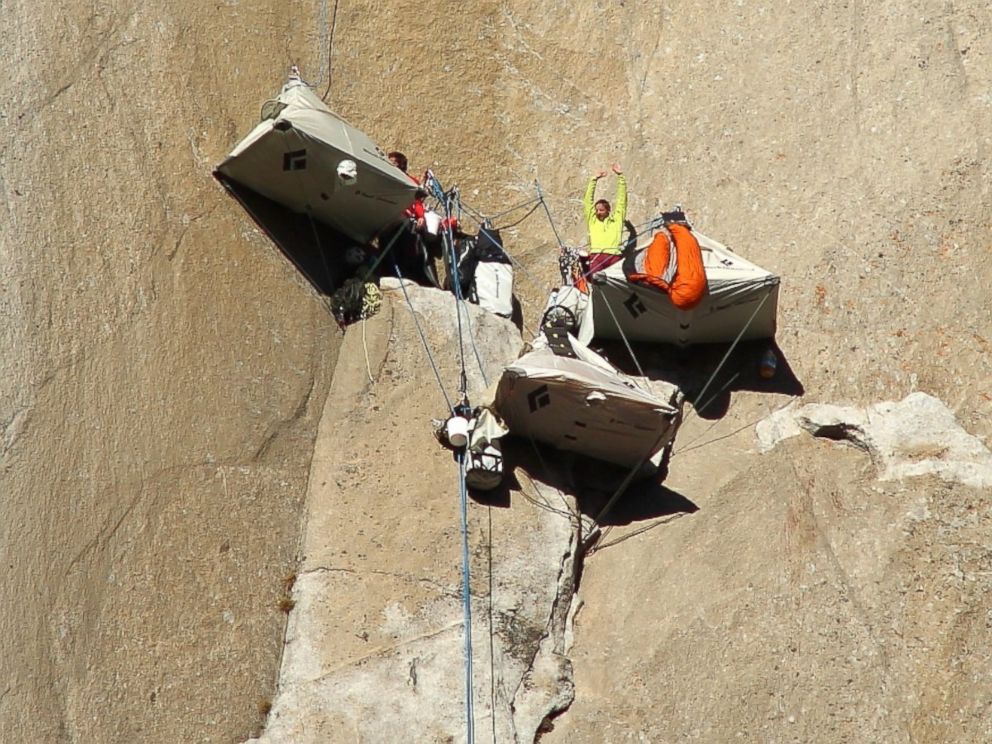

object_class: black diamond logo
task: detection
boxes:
[527,384,551,413]
[624,293,646,318]
[283,149,307,171]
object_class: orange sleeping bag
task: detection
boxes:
[628,224,707,309]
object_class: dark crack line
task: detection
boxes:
[253,374,317,462]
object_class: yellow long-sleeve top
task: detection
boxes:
[583,174,627,255]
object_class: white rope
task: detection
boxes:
[361,320,374,384]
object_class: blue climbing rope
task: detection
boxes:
[457,452,476,743]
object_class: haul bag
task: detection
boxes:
[475,227,509,263]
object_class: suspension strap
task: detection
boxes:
[595,288,649,383]
[535,180,566,250]
[360,222,408,280]
[392,263,455,414]
[685,288,774,423]
[441,189,469,400]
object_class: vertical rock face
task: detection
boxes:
[1,3,340,742]
[3,0,992,742]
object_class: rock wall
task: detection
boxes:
[250,281,579,743]
[2,0,991,741]
[1,2,340,741]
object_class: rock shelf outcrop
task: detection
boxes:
[249,284,580,742]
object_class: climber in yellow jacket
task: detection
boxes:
[582,163,627,275]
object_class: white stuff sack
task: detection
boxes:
[474,262,514,317]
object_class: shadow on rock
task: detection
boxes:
[216,174,351,296]
[468,437,566,510]
[596,338,804,421]
[483,438,698,526]
[570,457,698,527]
[468,467,518,508]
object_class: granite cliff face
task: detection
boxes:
[1,3,340,741]
[2,1,991,742]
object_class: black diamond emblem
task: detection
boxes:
[624,293,646,318]
[527,384,551,413]
[283,149,307,171]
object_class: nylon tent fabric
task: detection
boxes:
[492,335,683,469]
[583,227,779,347]
[215,76,419,245]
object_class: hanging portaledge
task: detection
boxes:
[214,69,419,296]
[215,71,417,244]
[487,331,684,477]
[585,216,780,348]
